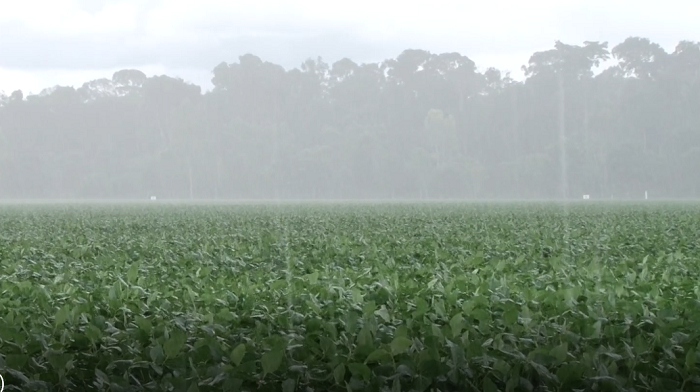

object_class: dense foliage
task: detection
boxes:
[0,202,699,391]
[1,37,700,199]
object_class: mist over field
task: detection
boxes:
[1,37,699,201]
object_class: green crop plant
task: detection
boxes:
[0,202,699,391]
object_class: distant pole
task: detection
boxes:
[645,190,648,200]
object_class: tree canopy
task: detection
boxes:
[1,37,699,200]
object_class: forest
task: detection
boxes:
[0,37,698,200]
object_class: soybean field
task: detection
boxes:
[0,202,699,392]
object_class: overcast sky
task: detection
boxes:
[1,0,698,95]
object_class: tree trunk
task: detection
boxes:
[557,73,568,200]
[187,156,194,200]
[215,154,222,200]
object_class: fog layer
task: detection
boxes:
[1,38,698,200]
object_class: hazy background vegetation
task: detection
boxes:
[1,37,698,200]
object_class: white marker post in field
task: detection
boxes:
[645,191,648,200]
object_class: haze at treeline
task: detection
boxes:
[1,37,699,200]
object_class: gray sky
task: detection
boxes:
[1,0,698,95]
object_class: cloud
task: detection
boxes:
[0,0,565,72]
[0,0,138,35]
[0,0,698,93]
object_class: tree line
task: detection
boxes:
[1,37,699,200]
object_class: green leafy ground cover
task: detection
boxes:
[0,202,699,391]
